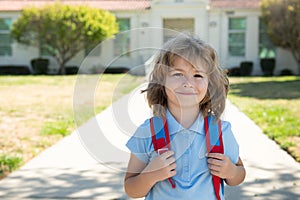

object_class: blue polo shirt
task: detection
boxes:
[126,110,239,200]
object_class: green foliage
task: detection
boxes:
[0,154,23,177]
[260,0,300,74]
[40,116,75,137]
[11,3,118,74]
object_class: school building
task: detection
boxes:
[0,0,298,75]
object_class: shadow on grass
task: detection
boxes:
[230,79,300,100]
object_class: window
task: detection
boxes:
[114,18,130,56]
[0,18,12,56]
[163,18,195,43]
[259,19,276,58]
[228,17,246,57]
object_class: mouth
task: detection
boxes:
[176,92,198,95]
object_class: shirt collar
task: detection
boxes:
[166,109,204,135]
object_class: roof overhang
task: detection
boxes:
[0,0,151,12]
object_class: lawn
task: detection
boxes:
[228,76,300,162]
[0,74,145,179]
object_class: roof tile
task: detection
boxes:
[0,0,261,12]
[210,0,261,9]
[0,0,151,11]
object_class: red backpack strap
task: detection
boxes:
[204,116,224,200]
[150,116,176,188]
[150,117,170,150]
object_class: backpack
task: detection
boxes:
[150,115,224,200]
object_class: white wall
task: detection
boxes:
[217,9,261,74]
[150,0,209,42]
[0,11,36,68]
[276,48,298,75]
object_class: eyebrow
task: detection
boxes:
[170,67,205,74]
[169,67,183,72]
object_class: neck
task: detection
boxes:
[168,106,200,129]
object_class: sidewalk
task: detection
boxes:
[0,84,300,199]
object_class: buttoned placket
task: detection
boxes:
[181,129,191,182]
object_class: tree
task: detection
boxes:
[260,0,300,75]
[11,3,118,74]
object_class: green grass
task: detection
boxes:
[0,75,74,86]
[0,74,145,179]
[0,154,22,175]
[40,116,75,137]
[228,76,300,161]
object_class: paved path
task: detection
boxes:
[0,84,300,199]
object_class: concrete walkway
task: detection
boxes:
[0,84,300,200]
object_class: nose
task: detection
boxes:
[182,76,193,88]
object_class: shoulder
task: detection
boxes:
[220,120,232,132]
[132,118,151,138]
[220,119,234,141]
[126,118,153,163]
[220,119,240,163]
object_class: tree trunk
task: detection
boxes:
[296,55,300,76]
[297,60,300,76]
[291,51,300,76]
[58,63,66,75]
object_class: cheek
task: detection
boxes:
[165,85,176,99]
[196,79,208,91]
[165,77,178,90]
[196,80,209,99]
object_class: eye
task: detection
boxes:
[194,74,203,78]
[172,72,183,77]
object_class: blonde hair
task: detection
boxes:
[143,34,229,120]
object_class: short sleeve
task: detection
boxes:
[126,119,153,164]
[221,120,240,164]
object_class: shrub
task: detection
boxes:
[0,65,31,75]
[31,58,49,75]
[240,61,253,76]
[65,66,79,75]
[227,67,241,76]
[103,67,129,74]
[260,58,276,76]
[280,68,294,76]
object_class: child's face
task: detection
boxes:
[165,56,208,112]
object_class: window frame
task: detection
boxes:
[114,18,131,57]
[0,18,13,57]
[228,17,246,57]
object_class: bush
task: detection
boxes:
[103,67,129,74]
[65,66,79,75]
[240,61,253,76]
[227,67,241,76]
[280,68,294,76]
[31,58,49,75]
[260,58,276,76]
[0,65,31,75]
